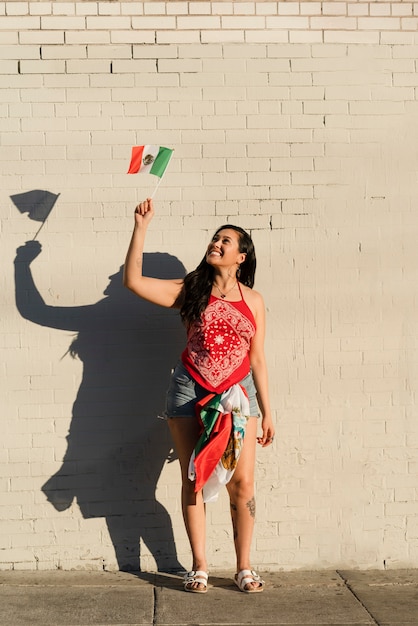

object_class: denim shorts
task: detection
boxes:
[164,360,260,419]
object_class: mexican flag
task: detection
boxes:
[127,145,173,177]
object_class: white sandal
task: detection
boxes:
[235,569,264,593]
[183,570,208,594]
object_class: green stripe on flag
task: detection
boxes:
[150,147,173,178]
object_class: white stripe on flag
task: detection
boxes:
[140,145,160,174]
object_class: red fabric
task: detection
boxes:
[192,393,232,493]
[182,294,256,393]
[127,146,145,173]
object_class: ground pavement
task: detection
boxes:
[0,568,417,625]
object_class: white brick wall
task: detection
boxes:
[1,0,418,572]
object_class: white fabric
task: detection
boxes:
[139,144,160,174]
[188,383,250,504]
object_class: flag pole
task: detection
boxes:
[151,150,174,199]
[32,221,47,241]
[32,193,60,240]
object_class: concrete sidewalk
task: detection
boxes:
[0,569,417,625]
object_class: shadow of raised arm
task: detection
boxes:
[14,240,87,332]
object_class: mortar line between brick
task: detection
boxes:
[336,570,380,626]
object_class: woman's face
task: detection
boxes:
[206,228,245,268]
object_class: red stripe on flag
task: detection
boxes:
[127,145,145,174]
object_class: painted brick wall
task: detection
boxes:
[1,0,418,571]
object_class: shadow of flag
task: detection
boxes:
[11,190,60,238]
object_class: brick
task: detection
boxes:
[226,72,268,87]
[65,30,110,44]
[19,59,65,74]
[143,1,166,15]
[158,58,202,73]
[65,87,111,102]
[385,33,417,46]
[178,43,222,58]
[0,45,39,59]
[41,45,87,60]
[392,4,414,17]
[385,502,418,516]
[402,17,418,29]
[246,58,289,72]
[166,2,188,15]
[87,44,132,59]
[310,16,357,29]
[278,3,300,16]
[0,59,17,73]
[224,43,266,58]
[348,3,369,17]
[66,59,110,73]
[20,30,64,44]
[131,15,176,29]
[393,72,418,87]
[324,31,380,44]
[131,46,173,61]
[5,2,28,15]
[246,30,289,43]
[177,16,221,29]
[256,2,281,16]
[40,16,85,30]
[98,2,120,16]
[211,0,234,15]
[0,16,39,28]
[201,29,245,44]
[44,75,89,88]
[233,2,256,16]
[290,30,324,43]
[0,29,17,43]
[266,16,310,29]
[90,74,137,88]
[270,71,313,86]
[221,16,266,29]
[358,17,401,29]
[75,2,98,16]
[52,2,75,16]
[158,86,202,102]
[300,2,322,16]
[112,30,155,44]
[370,3,391,17]
[86,16,131,30]
[157,30,200,44]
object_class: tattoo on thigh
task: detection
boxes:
[246,497,256,518]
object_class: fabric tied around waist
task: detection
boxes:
[188,383,250,503]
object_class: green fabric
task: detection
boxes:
[149,146,173,177]
[194,393,223,455]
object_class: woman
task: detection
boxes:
[124,198,274,593]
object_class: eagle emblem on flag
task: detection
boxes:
[143,153,155,166]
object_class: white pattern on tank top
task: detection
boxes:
[187,299,255,388]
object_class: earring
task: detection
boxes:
[236,264,241,279]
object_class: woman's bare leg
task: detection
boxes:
[226,417,261,590]
[168,417,208,589]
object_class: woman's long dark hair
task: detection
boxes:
[179,224,256,328]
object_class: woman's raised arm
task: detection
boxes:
[123,198,184,308]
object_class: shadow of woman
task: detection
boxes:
[14,240,186,572]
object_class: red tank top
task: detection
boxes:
[181,283,256,393]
